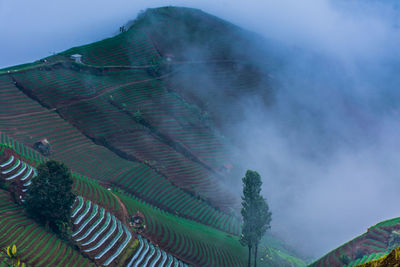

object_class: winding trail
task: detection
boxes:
[110,190,129,223]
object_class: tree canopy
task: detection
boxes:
[240,170,272,267]
[24,160,75,238]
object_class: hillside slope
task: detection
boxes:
[310,217,400,267]
[0,6,304,267]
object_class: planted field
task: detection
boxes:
[0,130,240,235]
[0,147,36,197]
[112,164,240,235]
[12,64,230,173]
[0,141,120,215]
[0,75,139,182]
[60,27,160,67]
[127,235,187,267]
[12,68,150,108]
[310,218,400,267]
[71,197,132,266]
[117,190,246,266]
[108,80,229,169]
[344,252,387,267]
[0,189,95,267]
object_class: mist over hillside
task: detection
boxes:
[2,0,400,262]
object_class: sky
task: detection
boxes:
[2,0,400,260]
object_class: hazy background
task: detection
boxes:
[2,0,400,260]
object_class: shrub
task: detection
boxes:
[24,160,75,239]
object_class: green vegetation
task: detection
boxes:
[0,189,94,266]
[24,160,75,239]
[0,6,305,266]
[240,170,272,267]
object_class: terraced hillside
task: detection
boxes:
[0,189,94,267]
[310,217,400,267]
[0,6,305,267]
[0,135,250,266]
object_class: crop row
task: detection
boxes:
[0,128,243,266]
[71,196,132,266]
[0,142,120,215]
[0,150,36,198]
[0,146,133,266]
[61,27,160,67]
[0,117,238,237]
[311,220,400,267]
[13,65,229,174]
[0,78,239,234]
[109,81,228,169]
[127,235,187,267]
[118,191,246,266]
[12,68,150,109]
[0,189,94,266]
[0,76,140,182]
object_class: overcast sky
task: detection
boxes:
[2,0,400,261]
[0,0,241,69]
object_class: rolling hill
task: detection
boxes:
[310,217,400,267]
[0,6,305,267]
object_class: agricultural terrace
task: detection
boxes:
[310,217,400,267]
[127,235,188,267]
[0,140,241,266]
[71,197,133,266]
[116,190,246,266]
[0,148,135,266]
[0,189,95,267]
[0,73,239,234]
[0,140,121,216]
[0,130,240,235]
[59,26,160,67]
[11,66,233,208]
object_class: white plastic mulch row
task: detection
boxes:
[74,201,91,225]
[73,205,99,237]
[2,159,21,174]
[0,155,14,168]
[127,235,188,267]
[103,224,132,266]
[75,208,105,242]
[0,156,37,195]
[72,198,133,265]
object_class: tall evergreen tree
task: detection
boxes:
[25,160,75,239]
[240,170,272,267]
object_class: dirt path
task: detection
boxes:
[0,70,175,121]
[54,71,176,110]
[110,190,129,222]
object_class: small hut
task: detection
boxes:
[219,163,234,174]
[33,138,51,156]
[70,54,82,63]
[164,53,175,62]
[130,211,146,233]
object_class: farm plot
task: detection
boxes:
[127,235,188,267]
[71,197,132,266]
[0,189,95,267]
[310,217,400,267]
[0,132,240,235]
[60,27,160,67]
[118,191,246,266]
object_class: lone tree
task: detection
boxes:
[240,170,272,267]
[25,160,75,239]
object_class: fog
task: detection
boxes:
[2,0,400,260]
[222,0,400,259]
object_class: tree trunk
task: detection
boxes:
[248,245,252,267]
[254,243,258,267]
